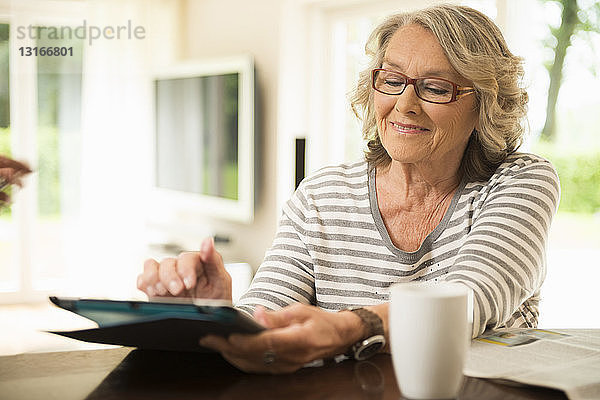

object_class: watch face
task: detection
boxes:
[357,342,384,360]
[355,336,386,361]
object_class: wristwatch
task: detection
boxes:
[346,308,386,361]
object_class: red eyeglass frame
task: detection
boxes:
[371,68,475,104]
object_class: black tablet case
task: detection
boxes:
[48,296,265,352]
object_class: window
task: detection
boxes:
[31,28,83,288]
[0,0,158,304]
[328,14,379,163]
[510,0,600,328]
[0,6,85,302]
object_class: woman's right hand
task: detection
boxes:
[137,237,232,301]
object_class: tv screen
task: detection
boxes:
[155,73,239,200]
[152,56,255,222]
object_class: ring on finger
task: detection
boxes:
[263,349,276,365]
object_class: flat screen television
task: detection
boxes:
[152,55,255,222]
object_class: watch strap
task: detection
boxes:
[346,308,385,360]
[350,307,384,338]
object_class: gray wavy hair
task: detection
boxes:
[350,4,528,181]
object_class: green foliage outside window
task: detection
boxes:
[537,0,600,216]
[536,143,600,214]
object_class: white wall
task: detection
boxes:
[174,0,283,270]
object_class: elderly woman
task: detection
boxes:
[137,5,559,373]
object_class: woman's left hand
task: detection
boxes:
[199,304,363,374]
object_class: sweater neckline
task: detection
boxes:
[367,164,466,263]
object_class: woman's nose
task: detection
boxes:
[394,84,422,115]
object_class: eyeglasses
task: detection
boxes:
[371,68,475,104]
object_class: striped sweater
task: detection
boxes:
[237,153,560,337]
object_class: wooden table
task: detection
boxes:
[0,347,568,399]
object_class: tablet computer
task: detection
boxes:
[48,296,265,352]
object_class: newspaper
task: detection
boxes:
[464,329,600,400]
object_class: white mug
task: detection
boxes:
[390,281,471,399]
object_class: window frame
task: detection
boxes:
[0,1,86,304]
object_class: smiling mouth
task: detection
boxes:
[390,122,430,134]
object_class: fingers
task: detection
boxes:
[200,329,310,374]
[199,305,344,373]
[253,304,313,329]
[176,252,200,290]
[138,259,160,297]
[158,257,186,296]
[200,334,298,374]
[198,237,225,279]
[138,237,230,300]
[199,335,232,354]
[138,256,192,297]
[254,306,295,329]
